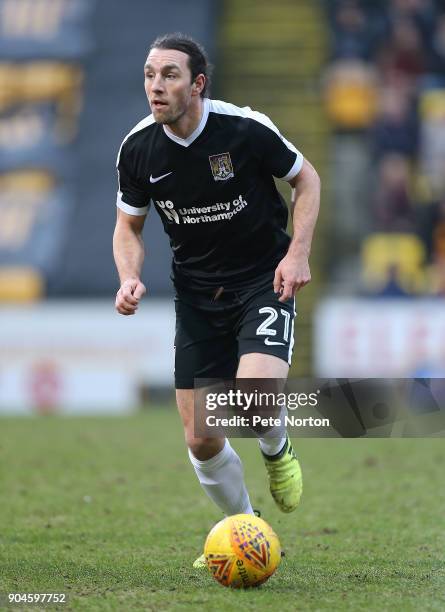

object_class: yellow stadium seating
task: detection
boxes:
[361,233,426,294]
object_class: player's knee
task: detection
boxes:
[186,435,222,461]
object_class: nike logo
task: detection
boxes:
[264,337,286,346]
[150,172,173,183]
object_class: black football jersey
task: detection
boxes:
[116,98,303,291]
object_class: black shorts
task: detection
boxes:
[174,281,296,389]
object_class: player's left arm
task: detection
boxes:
[273,158,321,302]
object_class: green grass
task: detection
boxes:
[1,410,444,611]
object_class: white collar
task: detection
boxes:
[163,98,210,147]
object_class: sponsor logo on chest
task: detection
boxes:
[209,152,234,181]
[154,195,248,225]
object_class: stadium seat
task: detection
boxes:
[361,232,426,294]
[0,265,43,301]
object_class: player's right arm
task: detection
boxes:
[114,130,152,315]
[113,208,147,315]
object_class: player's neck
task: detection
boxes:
[165,97,204,140]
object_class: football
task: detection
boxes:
[204,513,281,588]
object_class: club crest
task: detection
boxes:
[209,152,234,181]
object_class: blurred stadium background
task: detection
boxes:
[1,0,445,415]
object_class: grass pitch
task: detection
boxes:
[1,409,444,611]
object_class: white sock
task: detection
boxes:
[258,436,287,457]
[258,405,287,457]
[188,439,254,516]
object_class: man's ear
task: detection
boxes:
[192,74,205,96]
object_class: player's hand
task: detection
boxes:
[273,253,311,302]
[115,278,146,315]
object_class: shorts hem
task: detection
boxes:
[175,379,195,390]
[238,347,292,367]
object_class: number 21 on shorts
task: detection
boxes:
[256,306,292,346]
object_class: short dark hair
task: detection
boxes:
[149,33,211,97]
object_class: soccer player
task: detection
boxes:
[113,33,320,567]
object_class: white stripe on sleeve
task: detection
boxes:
[280,152,304,182]
[116,191,150,216]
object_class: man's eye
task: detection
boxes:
[145,73,154,79]
[166,74,177,79]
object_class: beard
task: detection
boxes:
[152,98,188,126]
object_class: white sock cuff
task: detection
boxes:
[188,439,233,471]
[258,436,287,457]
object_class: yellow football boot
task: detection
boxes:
[262,436,303,513]
[192,553,207,569]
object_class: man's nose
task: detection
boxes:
[152,74,164,92]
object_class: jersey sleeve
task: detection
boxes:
[116,139,151,216]
[248,111,304,181]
